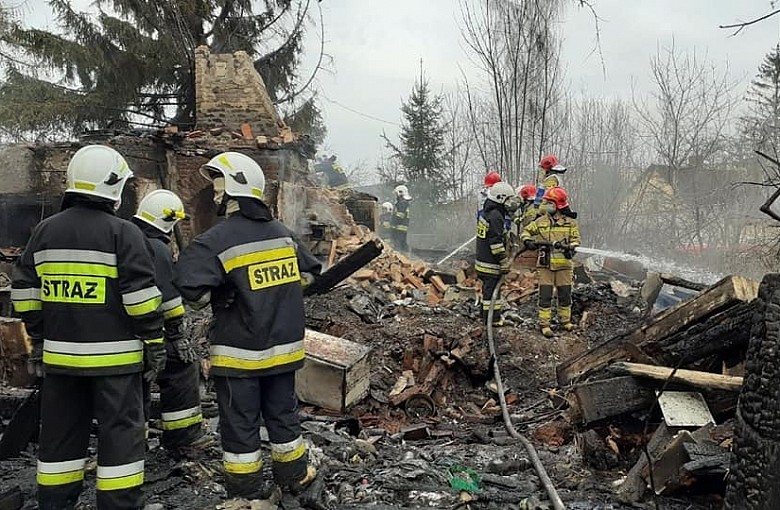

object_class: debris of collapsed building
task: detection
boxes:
[0,45,768,510]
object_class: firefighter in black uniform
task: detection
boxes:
[132,189,206,455]
[12,145,165,510]
[475,181,515,326]
[390,184,411,252]
[174,152,321,498]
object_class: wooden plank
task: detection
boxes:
[618,423,675,502]
[638,275,758,348]
[612,362,744,392]
[660,273,708,292]
[556,331,636,386]
[567,376,654,425]
[556,275,759,386]
[646,430,697,495]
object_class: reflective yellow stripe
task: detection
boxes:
[37,470,85,486]
[394,225,408,232]
[224,460,262,474]
[475,263,500,275]
[96,472,144,491]
[162,413,202,431]
[124,296,162,316]
[163,304,185,319]
[37,458,87,487]
[43,351,143,368]
[223,450,262,474]
[144,337,164,345]
[36,262,118,278]
[74,181,96,191]
[13,300,42,312]
[211,348,305,371]
[97,461,144,491]
[271,442,306,463]
[223,246,296,273]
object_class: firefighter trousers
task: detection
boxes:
[38,373,145,510]
[537,267,573,326]
[143,345,203,451]
[214,372,307,498]
[391,229,408,252]
[478,274,503,325]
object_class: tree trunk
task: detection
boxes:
[726,273,780,509]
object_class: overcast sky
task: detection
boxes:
[18,0,780,176]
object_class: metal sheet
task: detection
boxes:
[657,391,714,428]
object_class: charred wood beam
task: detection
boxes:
[304,239,384,296]
[726,274,780,509]
[643,301,755,366]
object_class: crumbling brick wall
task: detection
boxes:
[194,46,281,136]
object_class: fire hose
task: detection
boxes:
[485,242,566,510]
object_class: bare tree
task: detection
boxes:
[459,0,564,184]
[440,93,479,202]
[633,42,739,252]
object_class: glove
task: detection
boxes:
[500,259,511,274]
[301,272,316,289]
[553,241,564,250]
[27,340,44,378]
[523,239,538,251]
[564,246,577,259]
[166,317,199,364]
[143,340,166,382]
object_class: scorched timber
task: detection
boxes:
[726,274,780,509]
[557,275,759,385]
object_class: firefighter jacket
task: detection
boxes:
[173,200,322,378]
[521,212,581,271]
[11,196,164,376]
[391,198,410,233]
[132,220,186,338]
[379,212,393,237]
[475,199,508,276]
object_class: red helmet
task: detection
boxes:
[483,171,502,187]
[539,155,566,173]
[539,155,558,170]
[542,186,569,209]
[518,184,537,200]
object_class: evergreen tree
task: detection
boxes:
[383,68,448,204]
[0,0,325,142]
[743,44,780,155]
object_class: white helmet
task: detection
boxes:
[381,201,394,213]
[486,181,515,204]
[394,184,411,200]
[134,189,187,234]
[65,145,133,202]
[200,151,266,201]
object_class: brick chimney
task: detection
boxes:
[194,46,281,136]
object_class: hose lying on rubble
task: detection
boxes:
[485,248,566,510]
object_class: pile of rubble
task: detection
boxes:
[557,274,759,504]
[335,227,538,308]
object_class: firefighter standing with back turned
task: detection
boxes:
[475,181,515,326]
[132,190,208,456]
[522,186,580,337]
[12,145,165,510]
[173,152,321,499]
[390,184,412,252]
